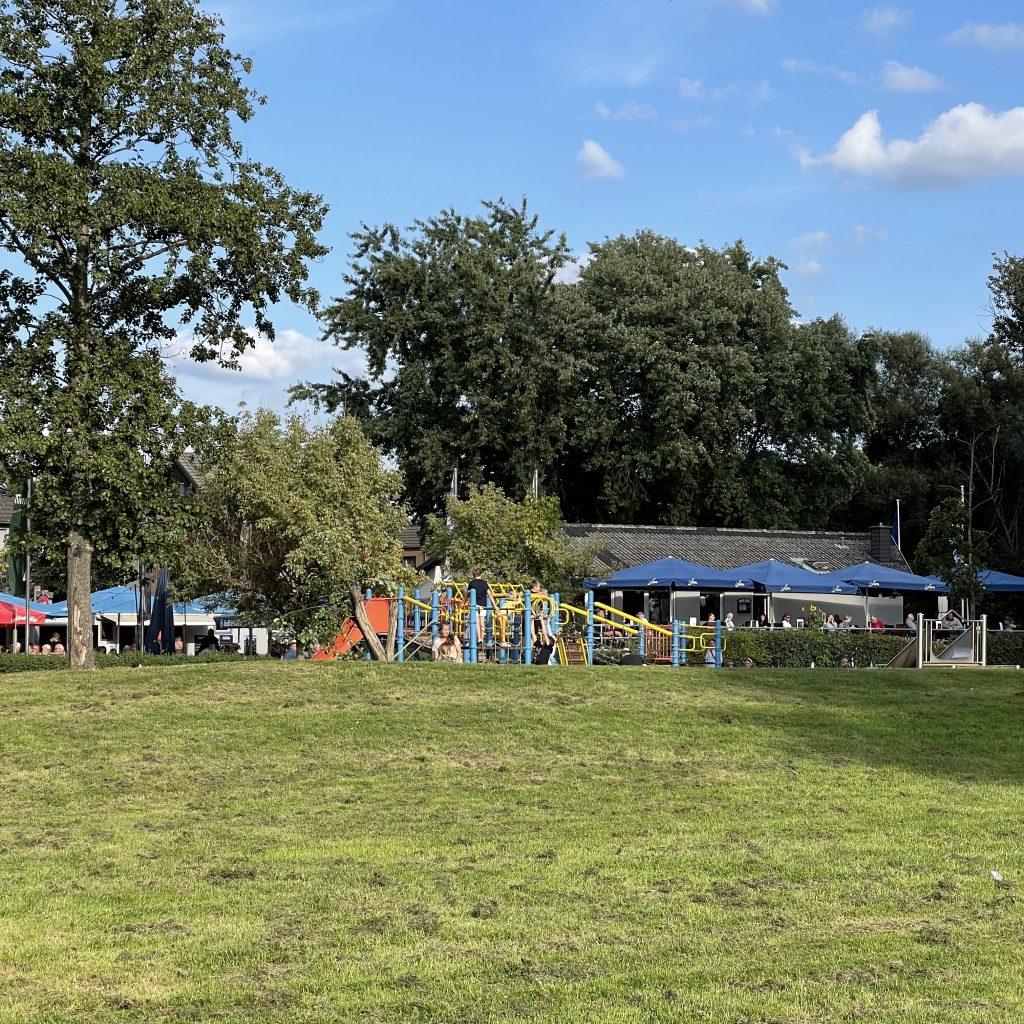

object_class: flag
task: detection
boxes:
[144,568,176,654]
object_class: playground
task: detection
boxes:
[313,581,999,670]
[313,581,722,667]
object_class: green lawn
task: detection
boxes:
[1,662,1022,1023]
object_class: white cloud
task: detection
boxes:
[678,77,705,99]
[554,253,592,285]
[725,0,778,14]
[576,140,626,181]
[782,57,861,85]
[214,0,385,42]
[947,21,1024,51]
[790,225,887,277]
[167,328,354,415]
[595,100,657,122]
[669,115,717,132]
[881,60,942,92]
[799,103,1024,187]
[679,76,772,104]
[576,52,662,87]
[860,5,911,39]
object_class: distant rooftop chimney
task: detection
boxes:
[868,524,891,562]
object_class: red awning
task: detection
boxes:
[0,601,47,626]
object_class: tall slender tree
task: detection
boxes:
[0,0,327,668]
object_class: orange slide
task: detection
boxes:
[312,597,393,660]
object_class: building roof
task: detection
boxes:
[0,493,15,528]
[399,522,422,550]
[563,523,910,576]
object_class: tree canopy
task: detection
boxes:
[423,484,594,591]
[173,411,411,651]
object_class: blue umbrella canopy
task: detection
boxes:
[0,591,60,615]
[979,569,1024,593]
[727,559,859,595]
[587,556,753,590]
[820,561,949,593]
[47,585,143,616]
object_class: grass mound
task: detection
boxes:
[1,662,1022,1022]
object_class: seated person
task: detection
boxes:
[432,621,462,662]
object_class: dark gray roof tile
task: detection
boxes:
[564,523,909,575]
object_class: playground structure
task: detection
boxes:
[312,582,725,666]
[885,615,989,669]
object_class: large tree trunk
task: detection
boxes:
[67,528,95,670]
[349,584,389,661]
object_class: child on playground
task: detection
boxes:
[432,621,463,663]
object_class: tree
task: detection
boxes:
[293,199,574,524]
[423,483,595,591]
[0,0,327,668]
[914,497,988,617]
[556,233,876,526]
[173,412,412,657]
[830,330,952,549]
[989,251,1024,358]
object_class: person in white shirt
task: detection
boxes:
[723,612,735,632]
[780,613,793,629]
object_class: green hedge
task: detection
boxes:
[718,629,908,668]
[0,652,251,673]
[987,632,1024,666]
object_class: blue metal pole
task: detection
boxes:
[431,589,439,650]
[680,622,688,666]
[469,590,478,664]
[715,620,723,668]
[397,587,405,662]
[498,599,507,664]
[364,587,372,661]
[551,593,560,665]
[524,591,533,665]
[414,587,422,643]
[638,617,646,660]
[586,590,595,665]
[672,619,679,667]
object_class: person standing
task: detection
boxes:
[467,567,490,657]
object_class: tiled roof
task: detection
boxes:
[0,494,16,527]
[399,522,421,549]
[563,523,910,575]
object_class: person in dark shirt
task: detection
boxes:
[196,629,220,654]
[467,568,489,655]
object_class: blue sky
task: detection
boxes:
[175,0,1024,413]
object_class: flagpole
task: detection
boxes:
[895,499,901,550]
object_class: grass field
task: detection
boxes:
[1,662,1022,1023]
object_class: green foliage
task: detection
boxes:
[914,497,989,613]
[988,251,1024,358]
[987,631,1024,665]
[307,212,877,530]
[296,198,571,523]
[0,651,250,673]
[719,629,909,668]
[0,0,327,664]
[173,411,412,646]
[560,235,876,525]
[0,341,227,579]
[423,483,594,589]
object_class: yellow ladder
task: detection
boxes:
[556,636,589,666]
